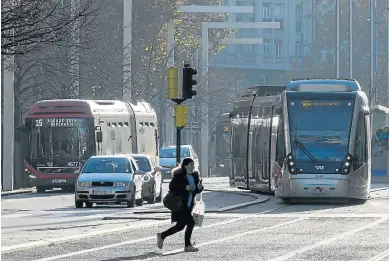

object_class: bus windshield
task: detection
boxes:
[26,118,94,160]
[287,98,354,162]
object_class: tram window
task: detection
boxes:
[124,122,129,127]
[107,123,111,127]
[112,123,116,127]
[145,122,150,127]
[150,122,155,127]
[118,122,123,127]
[353,114,367,170]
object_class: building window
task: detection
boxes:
[262,3,271,21]
[263,39,271,55]
[274,4,283,20]
[274,40,283,56]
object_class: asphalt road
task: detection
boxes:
[2,182,389,261]
[1,178,254,248]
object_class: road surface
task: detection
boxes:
[2,181,389,261]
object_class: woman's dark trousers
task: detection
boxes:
[161,208,195,247]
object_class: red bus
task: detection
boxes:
[23,99,159,193]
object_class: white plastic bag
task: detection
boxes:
[191,193,205,227]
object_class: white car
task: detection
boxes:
[74,155,144,208]
[128,154,163,204]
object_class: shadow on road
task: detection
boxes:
[101,252,162,260]
[2,189,73,200]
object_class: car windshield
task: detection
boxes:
[133,157,152,172]
[82,158,132,173]
[160,147,190,158]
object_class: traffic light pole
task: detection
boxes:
[167,62,196,166]
[172,98,185,165]
[176,127,182,165]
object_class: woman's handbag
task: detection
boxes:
[163,191,183,212]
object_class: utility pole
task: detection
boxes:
[336,0,340,78]
[350,0,353,78]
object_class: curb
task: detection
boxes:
[1,188,268,253]
[1,189,33,196]
[109,189,268,216]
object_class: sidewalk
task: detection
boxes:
[1,188,34,197]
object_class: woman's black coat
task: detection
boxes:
[168,167,203,223]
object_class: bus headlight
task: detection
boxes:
[342,153,353,175]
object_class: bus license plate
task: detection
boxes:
[92,190,113,195]
[52,179,66,183]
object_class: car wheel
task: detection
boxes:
[36,186,46,193]
[156,183,162,203]
[126,190,135,208]
[136,197,143,206]
[85,202,93,208]
[75,200,83,208]
[147,186,156,204]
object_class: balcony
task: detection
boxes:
[210,54,296,71]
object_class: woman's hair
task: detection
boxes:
[181,157,194,167]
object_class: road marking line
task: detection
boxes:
[30,207,280,261]
[366,249,389,261]
[206,213,389,218]
[269,216,389,261]
[139,208,334,260]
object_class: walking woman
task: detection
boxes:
[157,157,204,252]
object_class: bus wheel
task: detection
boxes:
[36,186,46,193]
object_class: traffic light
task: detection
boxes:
[175,104,189,128]
[182,63,197,100]
[167,67,178,99]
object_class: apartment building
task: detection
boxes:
[210,0,314,86]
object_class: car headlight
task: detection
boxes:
[114,182,128,187]
[143,174,152,182]
[78,181,91,187]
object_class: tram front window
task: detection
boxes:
[287,98,354,163]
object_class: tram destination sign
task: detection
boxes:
[34,118,83,127]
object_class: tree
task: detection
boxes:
[1,0,99,55]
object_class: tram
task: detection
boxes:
[229,79,371,202]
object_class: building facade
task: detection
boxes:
[210,0,314,86]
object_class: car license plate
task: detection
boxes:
[52,179,66,183]
[92,190,113,195]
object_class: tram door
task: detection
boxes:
[251,106,274,192]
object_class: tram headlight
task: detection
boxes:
[342,153,353,175]
[286,153,297,174]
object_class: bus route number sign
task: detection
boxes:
[35,118,82,127]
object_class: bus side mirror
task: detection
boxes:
[96,131,103,143]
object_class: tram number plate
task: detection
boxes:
[52,179,66,183]
[315,175,325,179]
